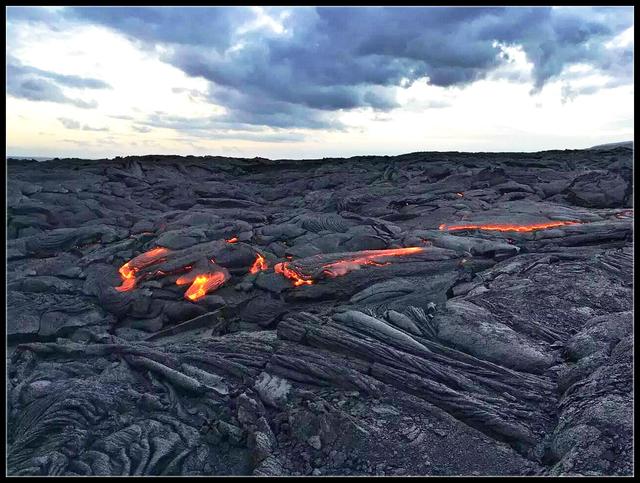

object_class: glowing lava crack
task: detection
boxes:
[438,221,579,232]
[274,263,314,286]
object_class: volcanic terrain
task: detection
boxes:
[6,146,633,476]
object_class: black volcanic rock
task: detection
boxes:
[6,147,633,476]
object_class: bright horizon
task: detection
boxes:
[6,6,634,159]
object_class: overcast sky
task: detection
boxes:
[6,6,634,159]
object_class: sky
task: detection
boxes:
[5,6,634,159]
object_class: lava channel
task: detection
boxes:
[438,221,579,232]
[115,247,170,292]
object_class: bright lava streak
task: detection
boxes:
[274,262,314,286]
[275,247,425,286]
[322,247,425,277]
[249,253,268,274]
[183,272,228,301]
[115,247,170,292]
[226,236,239,243]
[438,221,579,232]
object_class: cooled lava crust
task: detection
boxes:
[6,146,633,476]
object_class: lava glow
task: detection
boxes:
[176,273,196,286]
[226,236,239,243]
[274,262,314,286]
[438,221,579,232]
[115,247,170,292]
[322,247,425,277]
[183,272,228,301]
[249,254,268,274]
[275,247,425,286]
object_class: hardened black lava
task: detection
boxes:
[6,146,633,476]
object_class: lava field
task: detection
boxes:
[6,146,633,476]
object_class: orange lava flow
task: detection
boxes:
[184,272,228,301]
[275,247,425,286]
[322,247,425,277]
[226,236,239,243]
[115,247,170,292]
[249,254,268,274]
[176,273,195,286]
[274,262,314,286]
[438,221,579,233]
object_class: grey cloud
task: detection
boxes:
[67,7,254,51]
[82,125,109,132]
[9,76,97,108]
[7,58,107,108]
[58,117,109,131]
[140,113,306,143]
[58,117,81,129]
[560,77,628,104]
[12,6,635,130]
[14,64,111,89]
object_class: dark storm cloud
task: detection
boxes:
[67,7,254,51]
[7,58,109,108]
[10,7,634,129]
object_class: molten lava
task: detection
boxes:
[116,276,136,292]
[226,236,239,243]
[115,247,170,292]
[274,263,314,286]
[176,273,196,286]
[438,221,579,232]
[275,247,426,286]
[322,247,425,277]
[249,253,268,274]
[183,272,228,301]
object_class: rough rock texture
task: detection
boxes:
[6,146,633,476]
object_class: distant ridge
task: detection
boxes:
[6,156,53,162]
[588,141,633,150]
[7,143,633,164]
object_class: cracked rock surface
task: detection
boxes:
[6,146,633,476]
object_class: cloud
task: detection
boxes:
[12,62,111,89]
[58,117,109,131]
[139,113,306,142]
[58,117,81,129]
[109,114,135,120]
[7,57,108,108]
[560,77,628,104]
[8,76,98,108]
[67,7,255,50]
[11,7,635,130]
